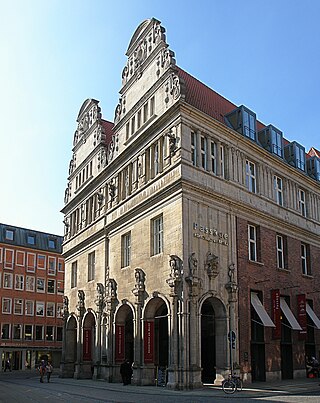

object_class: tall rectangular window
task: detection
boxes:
[36,302,44,316]
[13,324,22,340]
[15,274,24,290]
[298,189,306,217]
[121,232,131,268]
[276,235,284,269]
[71,262,77,288]
[25,300,34,316]
[210,141,217,173]
[1,324,10,339]
[274,176,283,206]
[243,109,256,140]
[191,132,197,166]
[301,243,311,275]
[35,325,43,341]
[200,135,207,170]
[246,160,256,193]
[3,273,13,289]
[24,325,33,341]
[88,251,95,282]
[220,145,225,178]
[2,298,12,314]
[248,225,257,261]
[14,299,23,315]
[46,302,55,317]
[152,215,163,255]
[48,257,56,275]
[26,276,35,292]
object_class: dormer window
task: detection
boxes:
[225,105,257,141]
[284,141,306,171]
[258,125,283,158]
[307,156,320,181]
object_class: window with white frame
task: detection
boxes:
[13,324,22,340]
[25,300,34,316]
[121,232,131,268]
[1,324,10,339]
[15,274,24,290]
[26,253,36,272]
[4,249,14,269]
[88,251,95,282]
[35,325,43,340]
[220,145,225,178]
[36,301,44,316]
[191,132,197,166]
[16,250,25,266]
[58,258,64,272]
[47,279,55,294]
[48,256,56,275]
[245,160,256,193]
[298,189,306,217]
[3,272,13,289]
[46,326,54,341]
[57,280,64,295]
[301,243,311,275]
[57,303,63,318]
[37,254,46,270]
[276,235,285,269]
[5,229,14,241]
[2,298,12,314]
[46,302,55,317]
[210,141,217,174]
[274,176,283,206]
[36,278,45,293]
[25,276,35,292]
[200,135,207,170]
[14,298,23,315]
[248,225,257,261]
[24,324,33,340]
[56,326,63,341]
[71,261,77,288]
[152,215,163,255]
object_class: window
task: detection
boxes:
[16,250,25,266]
[27,235,35,245]
[3,273,13,289]
[57,280,64,295]
[58,258,64,272]
[57,303,63,318]
[301,243,311,276]
[56,326,63,341]
[248,225,257,262]
[26,276,35,292]
[5,229,14,241]
[36,302,44,316]
[36,278,45,292]
[47,279,55,294]
[245,160,256,193]
[121,232,131,268]
[1,324,10,339]
[4,249,14,269]
[298,189,306,217]
[126,122,130,140]
[210,141,217,174]
[88,252,95,282]
[37,254,46,270]
[2,298,12,314]
[143,103,148,123]
[150,96,155,116]
[152,215,163,255]
[200,135,207,170]
[270,127,283,157]
[191,132,197,166]
[243,109,256,140]
[276,235,285,269]
[274,176,283,206]
[26,253,36,272]
[137,110,141,129]
[71,261,77,288]
[225,106,256,140]
[13,324,22,340]
[35,325,43,340]
[24,325,33,340]
[46,326,54,341]
[15,274,24,290]
[131,116,135,135]
[220,145,225,178]
[46,302,55,317]
[25,300,34,316]
[48,239,56,249]
[14,298,23,315]
[48,257,56,275]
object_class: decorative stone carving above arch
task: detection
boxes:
[73,99,102,147]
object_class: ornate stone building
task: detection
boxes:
[61,18,320,388]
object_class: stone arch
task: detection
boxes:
[198,294,228,383]
[65,315,77,375]
[82,311,96,365]
[114,303,135,364]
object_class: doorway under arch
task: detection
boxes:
[115,304,134,364]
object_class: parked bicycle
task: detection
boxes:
[222,373,243,394]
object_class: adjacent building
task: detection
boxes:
[0,223,64,370]
[61,18,320,388]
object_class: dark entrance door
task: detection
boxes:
[201,300,216,383]
[281,343,293,379]
[154,304,168,367]
[251,343,266,381]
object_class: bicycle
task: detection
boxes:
[222,373,243,394]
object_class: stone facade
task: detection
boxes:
[61,18,320,388]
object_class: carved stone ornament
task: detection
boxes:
[64,182,71,204]
[166,129,177,156]
[108,181,116,201]
[107,135,116,162]
[62,296,69,320]
[76,290,85,316]
[166,255,182,289]
[69,154,76,175]
[97,148,107,170]
[188,253,198,277]
[164,73,184,104]
[205,252,219,279]
[95,283,106,313]
[132,268,146,297]
[106,279,117,300]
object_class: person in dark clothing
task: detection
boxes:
[120,360,132,385]
[4,359,11,372]
[38,360,46,383]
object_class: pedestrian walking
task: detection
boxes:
[120,359,132,385]
[46,361,53,383]
[38,360,46,383]
[4,359,11,372]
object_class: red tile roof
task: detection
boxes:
[101,119,114,145]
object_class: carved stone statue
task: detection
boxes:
[205,252,219,279]
[63,296,69,319]
[108,182,116,201]
[95,283,105,313]
[76,290,85,315]
[188,253,198,277]
[167,129,177,156]
[228,263,236,283]
[107,279,117,299]
[132,268,146,297]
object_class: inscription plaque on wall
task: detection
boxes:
[192,223,229,246]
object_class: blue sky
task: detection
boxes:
[0,0,319,235]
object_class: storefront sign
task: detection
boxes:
[144,321,154,363]
[297,294,307,339]
[192,223,229,246]
[271,289,281,339]
[83,329,92,361]
[115,324,125,362]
